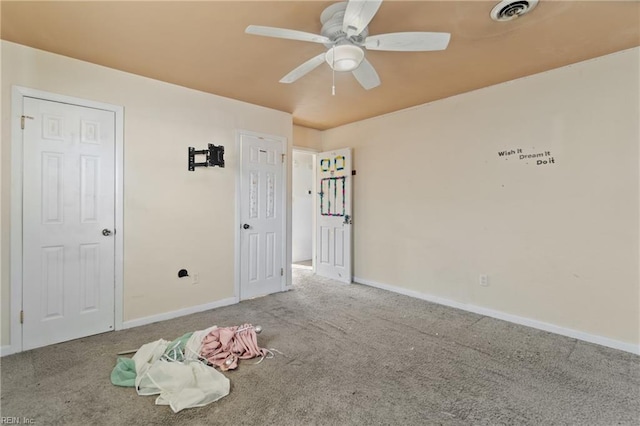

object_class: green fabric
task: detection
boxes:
[110,332,194,387]
[164,332,193,362]
[110,357,137,387]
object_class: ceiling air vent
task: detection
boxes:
[491,0,538,21]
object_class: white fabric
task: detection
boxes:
[151,361,230,413]
[132,338,230,413]
[133,339,169,394]
[184,325,218,362]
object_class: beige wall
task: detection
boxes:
[1,41,293,347]
[2,40,637,351]
[293,125,322,151]
[322,48,640,347]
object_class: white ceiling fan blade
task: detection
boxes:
[280,53,327,84]
[365,32,451,51]
[352,58,380,90]
[246,25,331,44]
[342,0,383,37]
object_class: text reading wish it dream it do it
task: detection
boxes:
[498,148,555,166]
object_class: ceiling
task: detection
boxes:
[2,1,639,130]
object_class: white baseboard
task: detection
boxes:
[122,297,238,329]
[1,345,18,357]
[2,297,239,356]
[354,276,640,356]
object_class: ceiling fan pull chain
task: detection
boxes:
[332,69,336,96]
[332,46,336,96]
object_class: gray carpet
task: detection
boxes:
[1,268,639,425]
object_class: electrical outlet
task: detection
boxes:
[192,273,199,285]
[479,274,489,287]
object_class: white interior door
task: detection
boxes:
[22,96,116,350]
[239,132,285,300]
[316,148,352,283]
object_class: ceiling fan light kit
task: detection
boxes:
[326,45,365,72]
[245,0,451,90]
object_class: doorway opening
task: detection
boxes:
[292,149,316,271]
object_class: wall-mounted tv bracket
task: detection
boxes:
[188,144,225,171]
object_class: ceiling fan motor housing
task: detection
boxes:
[321,2,367,47]
[320,2,367,72]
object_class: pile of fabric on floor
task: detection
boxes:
[111,324,270,413]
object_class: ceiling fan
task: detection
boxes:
[245,0,451,91]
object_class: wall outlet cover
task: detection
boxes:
[480,274,489,287]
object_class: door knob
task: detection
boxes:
[102,228,112,236]
[243,224,250,230]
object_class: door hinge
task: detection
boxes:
[281,153,285,164]
[20,310,24,324]
[281,268,284,276]
[20,115,34,130]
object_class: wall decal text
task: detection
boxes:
[498,148,555,166]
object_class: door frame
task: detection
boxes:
[234,129,288,300]
[292,147,318,273]
[9,86,124,355]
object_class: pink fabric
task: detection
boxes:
[200,324,267,371]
